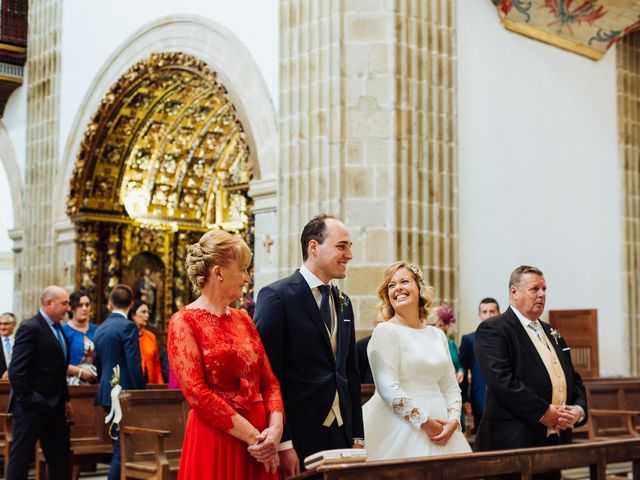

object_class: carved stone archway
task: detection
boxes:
[67,52,253,342]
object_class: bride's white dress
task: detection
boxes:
[363,322,471,460]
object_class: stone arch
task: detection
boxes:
[0,121,22,229]
[54,14,277,221]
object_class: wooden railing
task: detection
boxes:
[295,438,640,480]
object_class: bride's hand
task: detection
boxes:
[420,417,443,437]
[429,419,458,446]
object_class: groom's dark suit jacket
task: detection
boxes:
[255,270,363,462]
[474,307,588,451]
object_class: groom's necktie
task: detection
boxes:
[52,322,67,361]
[317,285,332,334]
[527,321,549,350]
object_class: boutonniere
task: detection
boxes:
[550,328,562,345]
[110,364,121,388]
[336,288,351,312]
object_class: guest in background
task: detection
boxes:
[128,300,163,384]
[94,284,145,480]
[459,297,500,433]
[63,290,98,385]
[0,312,16,379]
[7,286,72,480]
[362,262,470,460]
[168,229,283,479]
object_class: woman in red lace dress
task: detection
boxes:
[168,230,283,479]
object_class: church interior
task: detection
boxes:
[0,0,639,477]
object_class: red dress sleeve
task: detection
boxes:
[237,310,284,416]
[168,309,236,432]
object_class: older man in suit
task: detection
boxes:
[94,284,145,480]
[7,286,73,480]
[474,266,588,480]
[0,312,16,379]
[255,214,363,479]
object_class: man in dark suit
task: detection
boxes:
[7,286,73,480]
[255,215,363,479]
[459,297,500,432]
[0,312,16,379]
[94,284,145,480]
[475,266,588,480]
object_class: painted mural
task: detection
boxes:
[492,0,640,59]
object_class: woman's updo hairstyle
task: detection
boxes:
[185,230,252,295]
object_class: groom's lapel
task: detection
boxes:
[291,271,333,354]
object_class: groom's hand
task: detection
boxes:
[278,448,300,479]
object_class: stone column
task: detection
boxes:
[19,0,63,315]
[618,32,640,375]
[279,0,458,333]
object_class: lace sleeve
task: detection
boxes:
[436,329,463,422]
[368,325,429,428]
[239,310,283,415]
[168,310,237,432]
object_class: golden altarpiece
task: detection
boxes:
[66,52,253,344]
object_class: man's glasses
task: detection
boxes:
[0,323,13,326]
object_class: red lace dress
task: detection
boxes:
[168,307,283,480]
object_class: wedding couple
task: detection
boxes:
[256,216,588,479]
[254,215,470,479]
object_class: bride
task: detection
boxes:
[362,261,471,460]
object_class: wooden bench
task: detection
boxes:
[0,380,11,476]
[360,384,374,406]
[293,438,640,480]
[579,380,640,441]
[119,389,189,480]
[35,384,112,480]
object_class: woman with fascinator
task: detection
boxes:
[362,262,471,460]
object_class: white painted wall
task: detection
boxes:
[457,2,625,375]
[0,162,14,314]
[59,0,279,168]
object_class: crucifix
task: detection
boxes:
[263,234,274,253]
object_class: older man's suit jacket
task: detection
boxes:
[474,307,588,451]
[255,270,363,463]
[94,312,145,407]
[8,312,69,413]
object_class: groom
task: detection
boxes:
[255,215,363,478]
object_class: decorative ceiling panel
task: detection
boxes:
[492,0,640,60]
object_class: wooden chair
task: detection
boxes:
[119,389,189,480]
[582,380,640,441]
[35,384,112,480]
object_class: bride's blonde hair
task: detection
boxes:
[376,261,434,323]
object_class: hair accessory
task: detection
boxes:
[406,264,425,285]
[437,302,456,325]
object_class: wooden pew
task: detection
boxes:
[360,384,374,406]
[581,380,640,441]
[293,438,640,480]
[0,380,11,476]
[35,384,112,480]
[119,389,189,480]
